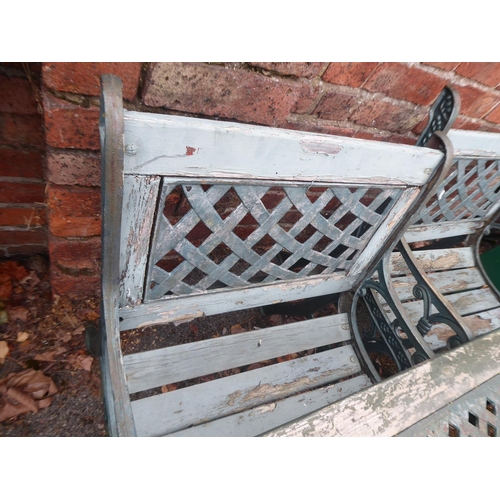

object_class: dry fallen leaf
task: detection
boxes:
[73,325,85,335]
[0,275,12,301]
[0,261,29,282]
[34,346,67,362]
[0,369,58,422]
[16,331,29,343]
[0,341,9,364]
[161,384,178,393]
[230,324,246,335]
[8,306,29,322]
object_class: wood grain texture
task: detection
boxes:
[264,329,500,437]
[132,345,363,436]
[119,273,357,331]
[404,220,484,242]
[168,375,372,437]
[449,129,500,158]
[124,314,351,394]
[123,111,443,185]
[120,175,160,307]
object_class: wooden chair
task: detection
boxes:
[98,75,452,436]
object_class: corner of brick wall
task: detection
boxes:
[0,63,47,258]
[38,62,500,298]
[41,62,143,297]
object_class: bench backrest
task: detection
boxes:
[99,76,451,332]
[406,129,500,244]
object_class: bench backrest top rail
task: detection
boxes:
[123,110,443,185]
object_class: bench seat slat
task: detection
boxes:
[383,287,500,324]
[167,374,372,437]
[124,314,351,394]
[388,267,487,302]
[404,220,485,243]
[389,247,475,277]
[131,345,362,436]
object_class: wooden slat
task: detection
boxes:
[404,220,484,243]
[388,267,486,302]
[123,111,443,185]
[132,345,363,436]
[384,287,500,325]
[389,247,475,277]
[168,375,372,437]
[264,328,500,437]
[124,313,351,394]
[119,175,160,307]
[449,129,500,158]
[119,273,357,330]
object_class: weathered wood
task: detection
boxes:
[389,247,475,276]
[100,75,136,436]
[123,111,444,185]
[388,266,486,302]
[448,129,500,158]
[119,273,357,331]
[404,220,484,243]
[124,314,351,393]
[168,375,372,437]
[132,345,364,436]
[120,175,161,307]
[264,329,500,437]
[399,373,500,436]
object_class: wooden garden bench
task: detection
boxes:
[346,86,500,383]
[98,75,451,436]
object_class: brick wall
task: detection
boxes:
[34,62,500,297]
[0,63,47,257]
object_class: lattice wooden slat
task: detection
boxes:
[145,182,403,300]
[414,158,500,224]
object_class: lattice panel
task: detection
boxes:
[145,183,402,300]
[414,158,500,225]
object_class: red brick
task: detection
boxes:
[364,63,450,106]
[422,62,459,72]
[313,91,360,121]
[250,63,326,78]
[353,130,392,142]
[485,104,500,124]
[284,117,356,137]
[49,236,101,262]
[478,122,500,133]
[350,97,426,134]
[0,113,44,147]
[388,134,417,146]
[42,62,142,100]
[46,150,101,186]
[0,207,46,227]
[455,63,500,88]
[0,182,45,203]
[43,94,100,150]
[0,229,47,245]
[322,63,379,87]
[142,63,318,127]
[451,115,482,131]
[0,149,43,178]
[1,63,42,73]
[456,84,499,119]
[50,266,100,297]
[47,185,101,237]
[0,76,39,114]
[0,244,48,257]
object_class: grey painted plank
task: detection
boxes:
[168,375,372,437]
[387,267,487,302]
[120,175,160,307]
[124,314,351,394]
[264,329,500,437]
[119,273,357,331]
[449,129,500,158]
[132,345,363,436]
[404,220,483,243]
[348,188,419,276]
[123,111,443,185]
[389,247,475,277]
